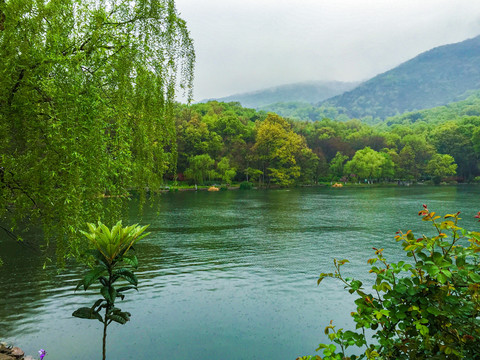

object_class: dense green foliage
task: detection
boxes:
[0,0,194,261]
[299,207,480,360]
[172,101,480,185]
[382,91,480,126]
[73,221,149,360]
[320,35,480,120]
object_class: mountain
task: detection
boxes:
[319,35,480,120]
[209,81,359,109]
[381,90,480,127]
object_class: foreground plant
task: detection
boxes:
[299,205,480,360]
[73,221,149,360]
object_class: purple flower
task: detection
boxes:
[39,349,46,360]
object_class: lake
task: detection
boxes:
[1,185,479,359]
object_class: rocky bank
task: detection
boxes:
[0,343,35,360]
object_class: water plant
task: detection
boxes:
[73,221,149,360]
[299,205,480,359]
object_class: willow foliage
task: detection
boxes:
[0,0,194,262]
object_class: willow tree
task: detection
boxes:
[0,0,194,263]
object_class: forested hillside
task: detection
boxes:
[382,90,480,126]
[319,35,480,120]
[172,101,480,186]
[210,81,359,108]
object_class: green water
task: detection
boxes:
[1,186,479,359]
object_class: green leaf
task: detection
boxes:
[456,256,466,267]
[101,285,117,303]
[75,279,84,292]
[99,276,108,287]
[107,313,128,324]
[113,268,138,286]
[82,266,107,290]
[91,298,105,311]
[427,265,440,276]
[122,254,138,268]
[72,307,103,322]
[433,252,444,264]
[407,286,416,296]
[380,282,392,292]
[469,272,480,282]
[117,285,137,293]
[442,269,452,278]
[437,273,447,284]
[395,283,407,294]
[107,309,131,324]
[426,306,441,316]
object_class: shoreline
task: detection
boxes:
[0,342,35,360]
[159,181,470,192]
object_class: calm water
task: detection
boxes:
[1,186,480,359]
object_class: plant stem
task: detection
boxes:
[103,314,108,360]
[103,265,114,360]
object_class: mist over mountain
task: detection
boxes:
[207,81,359,109]
[319,35,480,120]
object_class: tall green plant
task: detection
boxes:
[73,221,149,360]
[299,206,480,360]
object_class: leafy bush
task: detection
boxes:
[239,181,254,190]
[299,205,480,360]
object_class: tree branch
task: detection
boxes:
[7,69,25,106]
[0,168,38,207]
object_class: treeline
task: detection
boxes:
[172,101,480,186]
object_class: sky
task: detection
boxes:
[174,0,480,102]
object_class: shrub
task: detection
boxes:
[239,181,254,190]
[299,205,480,360]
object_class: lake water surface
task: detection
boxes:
[1,185,479,359]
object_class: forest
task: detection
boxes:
[172,100,480,186]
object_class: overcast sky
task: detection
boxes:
[174,0,480,102]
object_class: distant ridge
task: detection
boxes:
[206,81,360,109]
[319,35,480,120]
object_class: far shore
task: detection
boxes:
[158,181,471,193]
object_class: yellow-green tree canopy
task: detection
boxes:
[0,0,194,262]
[345,147,386,180]
[253,114,314,186]
[426,154,457,183]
